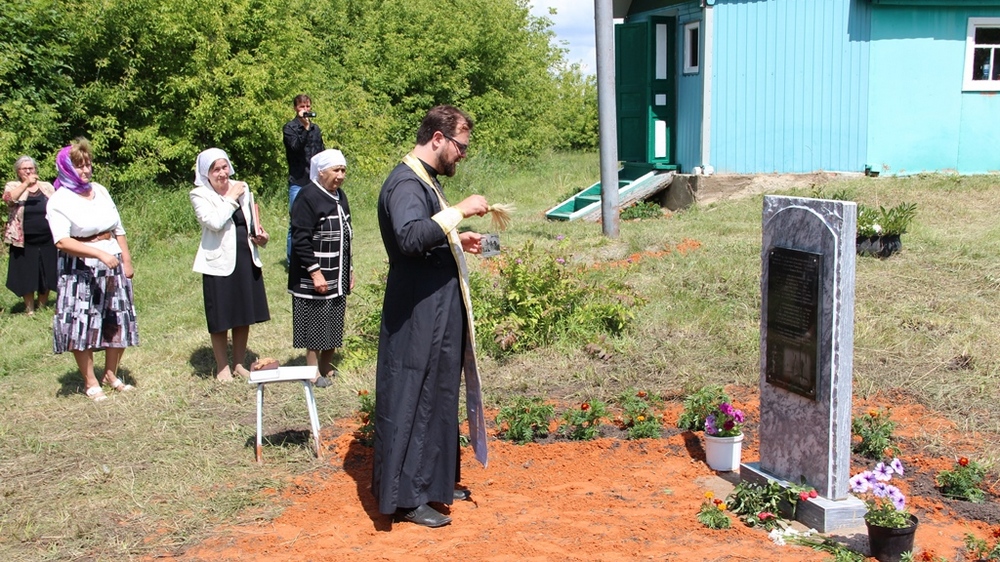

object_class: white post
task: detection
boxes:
[595,0,619,237]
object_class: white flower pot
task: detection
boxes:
[704,433,744,472]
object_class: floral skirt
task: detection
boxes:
[52,253,140,353]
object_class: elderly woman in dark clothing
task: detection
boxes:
[4,155,56,315]
[288,149,353,388]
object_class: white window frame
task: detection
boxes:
[962,17,1000,92]
[683,21,701,75]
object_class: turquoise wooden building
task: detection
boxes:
[612,0,1000,175]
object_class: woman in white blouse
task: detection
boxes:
[190,148,270,381]
[46,138,139,402]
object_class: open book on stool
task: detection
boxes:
[249,358,319,384]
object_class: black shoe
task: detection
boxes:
[314,376,332,388]
[453,488,472,501]
[397,504,452,528]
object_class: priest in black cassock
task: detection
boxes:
[372,105,490,528]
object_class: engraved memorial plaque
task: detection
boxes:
[765,247,821,399]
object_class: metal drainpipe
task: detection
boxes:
[595,0,619,237]
[700,0,714,175]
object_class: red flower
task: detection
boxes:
[799,491,810,502]
[358,389,369,396]
[808,490,818,499]
[637,391,648,398]
[713,498,723,505]
[958,457,970,467]
[758,511,775,520]
[581,403,590,411]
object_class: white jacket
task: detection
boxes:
[190,185,263,276]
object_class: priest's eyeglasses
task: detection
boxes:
[442,133,468,156]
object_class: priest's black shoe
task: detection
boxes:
[397,504,451,528]
[453,488,472,501]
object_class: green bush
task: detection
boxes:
[1,0,598,190]
[559,400,607,441]
[851,408,900,460]
[355,389,376,446]
[620,200,662,220]
[618,389,662,439]
[936,457,988,503]
[677,385,731,431]
[495,396,554,445]
[470,241,645,359]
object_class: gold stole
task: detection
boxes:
[401,153,488,467]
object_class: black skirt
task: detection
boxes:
[5,193,56,296]
[202,210,270,333]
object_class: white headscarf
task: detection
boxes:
[194,148,234,188]
[309,149,346,185]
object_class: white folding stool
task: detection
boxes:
[247,366,322,463]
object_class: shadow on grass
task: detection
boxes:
[188,345,270,378]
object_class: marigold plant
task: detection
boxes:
[697,491,731,529]
[618,388,662,439]
[559,399,607,441]
[936,456,987,503]
[851,407,900,460]
[496,396,555,444]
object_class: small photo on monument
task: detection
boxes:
[481,233,501,257]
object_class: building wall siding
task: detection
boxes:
[711,0,871,174]
[867,6,1000,174]
[675,4,706,171]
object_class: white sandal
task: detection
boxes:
[103,376,135,392]
[85,386,108,402]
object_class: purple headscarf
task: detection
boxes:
[52,145,91,194]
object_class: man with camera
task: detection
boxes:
[282,94,325,262]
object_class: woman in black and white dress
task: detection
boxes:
[288,149,353,387]
[47,139,139,401]
[190,148,270,381]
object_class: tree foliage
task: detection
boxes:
[0,0,597,192]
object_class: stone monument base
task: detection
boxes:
[740,462,867,533]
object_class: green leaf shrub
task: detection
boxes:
[1,0,598,190]
[355,389,376,446]
[470,241,645,359]
[677,385,731,432]
[936,457,988,503]
[618,389,662,439]
[620,200,662,220]
[558,400,607,441]
[495,396,554,445]
[851,408,900,460]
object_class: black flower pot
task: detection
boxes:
[856,235,882,256]
[866,514,918,562]
[877,234,902,258]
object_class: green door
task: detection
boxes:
[615,17,676,168]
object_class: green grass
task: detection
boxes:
[1,154,999,560]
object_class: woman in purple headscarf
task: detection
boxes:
[46,138,139,402]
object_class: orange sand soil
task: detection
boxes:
[152,388,999,562]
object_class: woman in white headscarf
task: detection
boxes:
[190,148,270,381]
[287,149,353,387]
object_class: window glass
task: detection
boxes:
[964,19,1000,91]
